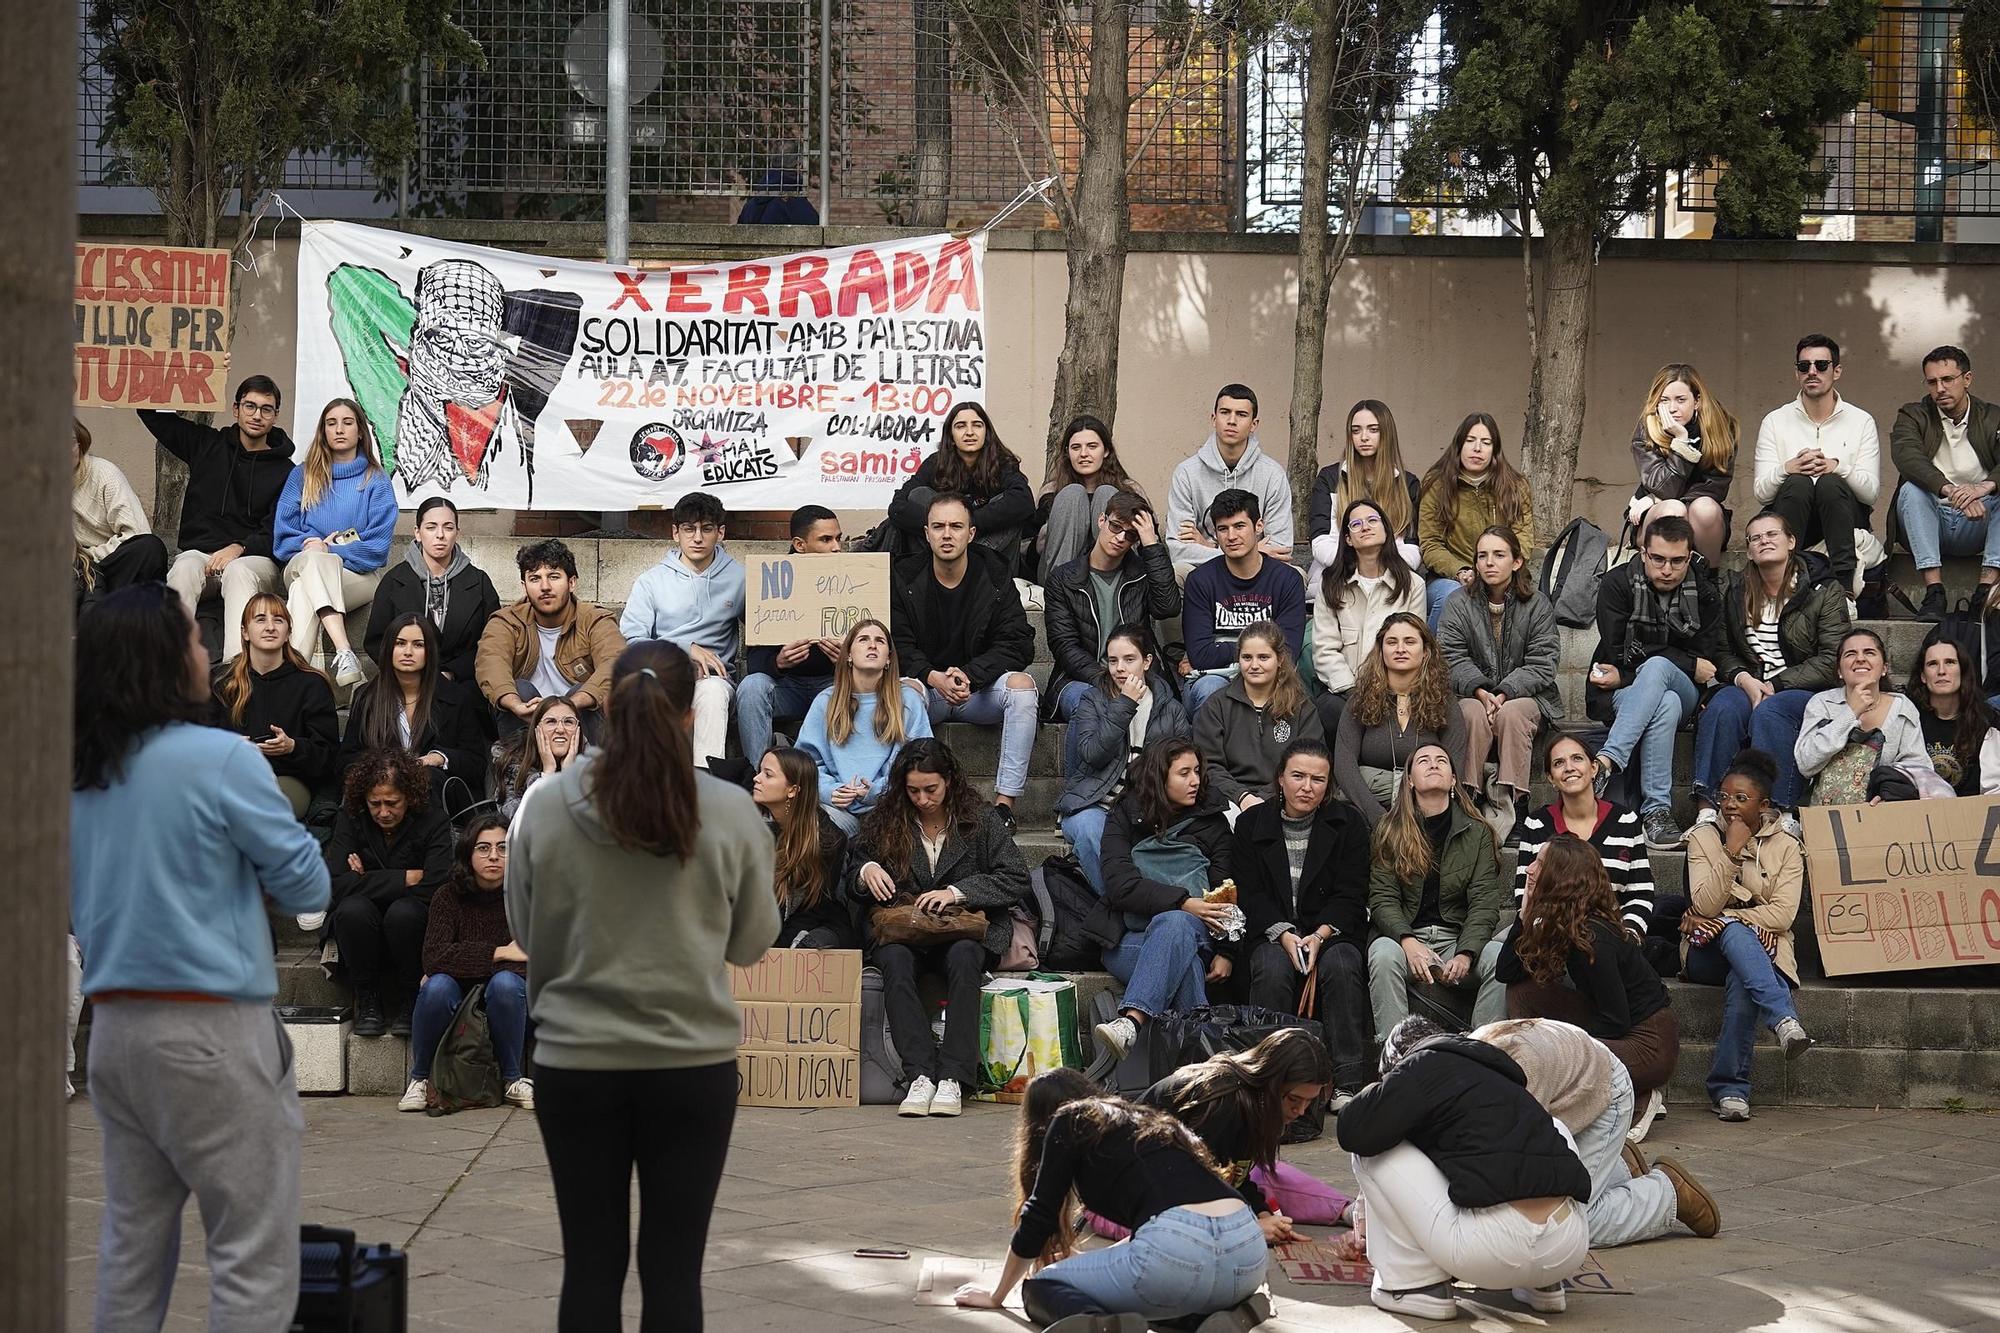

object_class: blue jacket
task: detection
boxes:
[795,684,931,817]
[619,548,746,661]
[71,723,330,1003]
[272,454,398,572]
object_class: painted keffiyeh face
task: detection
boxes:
[397,260,510,490]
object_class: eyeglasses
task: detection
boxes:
[1104,522,1134,542]
[539,717,580,730]
[1795,358,1834,374]
[1643,552,1691,570]
[1347,516,1383,531]
[237,402,280,417]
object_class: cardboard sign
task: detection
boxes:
[75,244,233,408]
[730,948,862,1107]
[1274,1239,1372,1285]
[744,552,891,646]
[1799,797,2000,976]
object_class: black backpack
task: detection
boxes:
[1028,855,1115,972]
[1540,516,1612,628]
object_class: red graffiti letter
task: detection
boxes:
[777,255,832,318]
[610,271,652,312]
[925,238,981,314]
[722,263,772,316]
[836,248,891,317]
[891,250,931,311]
[666,268,715,313]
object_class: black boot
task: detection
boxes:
[352,986,386,1038]
[1022,1276,1140,1329]
[389,995,414,1038]
[1195,1293,1275,1332]
[1917,583,1948,623]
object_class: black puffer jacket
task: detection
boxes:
[1336,1034,1590,1208]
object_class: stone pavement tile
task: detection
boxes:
[405,1233,568,1294]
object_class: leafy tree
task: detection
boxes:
[1401,0,1876,545]
[89,0,480,532]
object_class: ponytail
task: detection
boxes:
[589,640,702,858]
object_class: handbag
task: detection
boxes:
[869,897,989,947]
[424,982,504,1115]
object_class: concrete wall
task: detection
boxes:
[77,219,2000,542]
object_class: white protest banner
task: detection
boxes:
[744,552,891,646]
[294,221,986,510]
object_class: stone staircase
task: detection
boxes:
[137,536,2000,1106]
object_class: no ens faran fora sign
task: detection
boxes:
[1798,797,2000,975]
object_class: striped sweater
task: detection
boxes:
[1513,800,1657,937]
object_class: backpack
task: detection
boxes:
[424,983,505,1115]
[1540,516,1612,628]
[858,965,905,1104]
[1028,855,1112,972]
[1930,599,2000,694]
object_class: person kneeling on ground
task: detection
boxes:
[400,814,532,1112]
[1234,740,1373,1104]
[955,1067,1275,1331]
[1143,1028,1336,1244]
[1337,1017,1591,1321]
[1470,1015,1720,1247]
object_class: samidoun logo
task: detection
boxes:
[630,422,686,481]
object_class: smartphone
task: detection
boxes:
[853,1247,910,1260]
[250,732,277,744]
[1294,943,1312,972]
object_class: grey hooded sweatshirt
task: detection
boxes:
[1165,432,1297,567]
[505,752,778,1070]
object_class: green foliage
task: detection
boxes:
[90,0,482,243]
[1401,0,1877,241]
[1964,0,2000,134]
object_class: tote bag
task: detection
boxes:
[977,974,1084,1100]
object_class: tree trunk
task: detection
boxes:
[1285,3,1340,538]
[0,0,76,1322]
[1044,0,1131,467]
[1522,215,1594,548]
[910,0,953,229]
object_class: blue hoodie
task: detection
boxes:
[272,453,399,572]
[620,548,746,660]
[71,723,330,1003]
[795,683,932,816]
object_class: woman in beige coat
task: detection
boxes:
[1681,748,1813,1123]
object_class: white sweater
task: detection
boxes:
[1795,688,1932,780]
[1310,568,1427,694]
[72,455,151,562]
[1752,393,1882,507]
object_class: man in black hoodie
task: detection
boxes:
[1337,1017,1592,1320]
[150,374,298,660]
[890,493,1038,830]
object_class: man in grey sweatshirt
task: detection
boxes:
[1166,383,1298,573]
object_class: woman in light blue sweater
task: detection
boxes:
[796,618,932,835]
[273,398,398,687]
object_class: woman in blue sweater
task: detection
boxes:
[274,398,398,688]
[795,618,932,835]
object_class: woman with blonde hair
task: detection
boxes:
[1334,612,1468,828]
[1307,400,1422,582]
[796,618,933,834]
[72,416,168,605]
[1628,362,1739,565]
[1418,413,1534,626]
[212,591,340,818]
[1190,621,1325,812]
[272,398,397,687]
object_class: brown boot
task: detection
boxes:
[1621,1141,1648,1179]
[1653,1154,1721,1238]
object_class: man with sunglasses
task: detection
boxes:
[1752,334,1882,594]
[145,375,298,661]
[1890,345,2000,622]
[1042,490,1181,719]
[1585,515,1724,851]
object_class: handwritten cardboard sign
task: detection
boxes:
[744,553,891,646]
[730,948,863,1107]
[75,244,233,408]
[1799,797,2000,976]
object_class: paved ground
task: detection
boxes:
[61,1094,2000,1331]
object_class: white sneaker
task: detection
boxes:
[1775,1017,1814,1060]
[898,1075,937,1117]
[332,649,367,688]
[1369,1279,1458,1320]
[1779,810,1803,841]
[296,912,327,933]
[1627,1087,1665,1144]
[929,1079,963,1116]
[1513,1284,1567,1313]
[504,1077,535,1109]
[397,1078,430,1112]
[1094,1015,1139,1060]
[1692,807,1719,830]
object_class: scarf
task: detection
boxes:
[1626,558,1702,647]
[404,539,470,630]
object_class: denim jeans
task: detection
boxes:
[1603,655,1698,815]
[1896,482,2000,573]
[1184,671,1232,717]
[1425,577,1460,628]
[927,677,1038,798]
[1060,806,1110,894]
[408,970,528,1082]
[1054,678,1094,721]
[1023,1205,1268,1319]
[1574,1059,1675,1247]
[1693,685,1812,807]
[1683,920,1797,1104]
[1102,910,1209,1019]
[735,670,832,763]
[821,803,861,837]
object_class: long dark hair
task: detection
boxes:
[1319,497,1416,612]
[1513,834,1619,985]
[1125,737,1204,834]
[1012,1068,1222,1263]
[1045,414,1138,496]
[858,738,985,878]
[1350,611,1452,731]
[932,401,1022,499]
[1909,634,1997,785]
[357,613,440,754]
[1740,510,1803,630]
[1156,1028,1333,1170]
[1423,412,1527,540]
[449,813,509,895]
[589,640,701,858]
[75,585,209,791]
[1473,524,1536,603]
[764,747,825,910]
[495,694,585,803]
